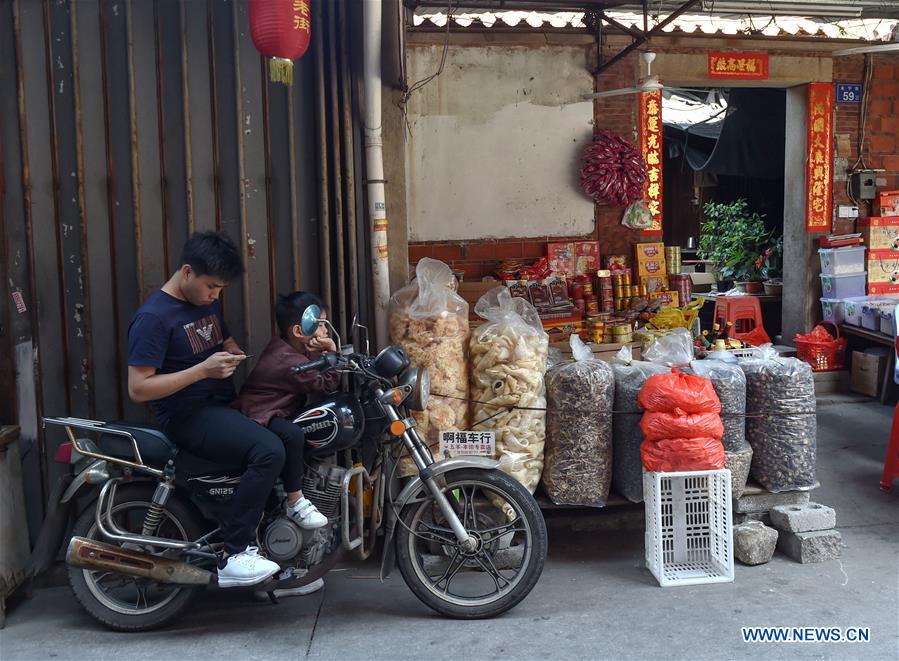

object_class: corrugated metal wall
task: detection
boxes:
[0,0,371,540]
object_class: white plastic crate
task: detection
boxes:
[644,469,734,587]
[818,246,866,275]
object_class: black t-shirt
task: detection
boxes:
[127,290,235,425]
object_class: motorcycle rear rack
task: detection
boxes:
[43,416,163,478]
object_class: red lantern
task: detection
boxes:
[249,0,312,86]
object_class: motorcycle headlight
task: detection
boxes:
[400,367,430,411]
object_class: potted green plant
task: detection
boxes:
[697,199,775,294]
[761,235,783,296]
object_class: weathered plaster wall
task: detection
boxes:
[405,44,596,242]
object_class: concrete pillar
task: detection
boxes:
[782,85,819,343]
[381,1,409,293]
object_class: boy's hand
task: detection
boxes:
[309,337,337,353]
[201,351,247,379]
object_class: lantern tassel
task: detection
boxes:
[269,57,294,86]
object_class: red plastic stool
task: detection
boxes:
[713,295,770,344]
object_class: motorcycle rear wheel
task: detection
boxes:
[395,468,547,619]
[68,483,206,632]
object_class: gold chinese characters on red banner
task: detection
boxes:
[708,52,769,80]
[806,83,834,233]
[640,90,663,235]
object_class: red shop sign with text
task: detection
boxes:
[708,52,769,80]
[640,90,663,236]
[806,83,834,233]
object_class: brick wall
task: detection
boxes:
[832,53,899,214]
[863,54,899,197]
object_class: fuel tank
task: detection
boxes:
[293,394,365,456]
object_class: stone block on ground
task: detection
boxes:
[726,449,752,500]
[734,489,810,514]
[733,521,778,566]
[734,511,772,526]
[770,502,836,533]
[777,529,843,563]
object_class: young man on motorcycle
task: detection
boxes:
[127,231,284,588]
[232,291,341,598]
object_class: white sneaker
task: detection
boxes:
[217,546,280,588]
[253,578,325,601]
[287,497,328,530]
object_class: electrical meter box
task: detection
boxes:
[849,171,877,200]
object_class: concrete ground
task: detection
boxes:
[2,399,897,661]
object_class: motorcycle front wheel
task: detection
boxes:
[68,483,206,632]
[395,468,547,619]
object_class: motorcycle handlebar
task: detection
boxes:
[292,352,339,374]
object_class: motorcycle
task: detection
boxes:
[33,304,547,631]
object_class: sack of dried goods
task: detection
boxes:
[543,336,615,507]
[686,360,749,454]
[611,346,667,502]
[687,360,752,498]
[739,345,816,493]
[470,287,549,494]
[389,258,470,475]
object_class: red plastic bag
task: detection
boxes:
[640,411,724,443]
[742,325,771,346]
[640,437,726,472]
[637,370,721,415]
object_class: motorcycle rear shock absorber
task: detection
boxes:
[141,461,175,537]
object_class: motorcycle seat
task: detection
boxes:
[99,422,177,466]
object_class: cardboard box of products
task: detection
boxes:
[867,281,899,296]
[457,280,501,312]
[859,216,899,250]
[541,316,583,341]
[634,242,667,277]
[649,290,680,308]
[875,190,899,217]
[547,242,574,275]
[850,350,888,397]
[550,339,641,363]
[640,275,669,294]
[573,241,601,275]
[866,249,899,284]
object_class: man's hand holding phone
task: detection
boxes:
[202,351,248,379]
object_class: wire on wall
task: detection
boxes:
[400,1,456,137]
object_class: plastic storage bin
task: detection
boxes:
[843,296,875,326]
[862,301,898,332]
[861,304,881,330]
[820,272,866,299]
[881,309,896,336]
[643,469,734,587]
[818,246,866,276]
[820,298,845,325]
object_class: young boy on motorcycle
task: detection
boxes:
[231,292,340,598]
[128,231,285,588]
[232,291,339,529]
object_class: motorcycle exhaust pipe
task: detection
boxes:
[66,536,213,586]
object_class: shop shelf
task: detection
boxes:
[818,246,866,276]
[819,272,866,300]
[644,469,734,587]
